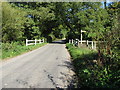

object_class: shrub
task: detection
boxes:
[66,43,120,88]
[2,42,46,59]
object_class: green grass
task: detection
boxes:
[66,43,97,60]
[66,43,120,88]
[2,42,47,60]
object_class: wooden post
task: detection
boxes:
[35,39,37,45]
[92,41,94,49]
[26,39,28,46]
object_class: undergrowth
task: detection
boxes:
[66,43,120,88]
[1,42,47,60]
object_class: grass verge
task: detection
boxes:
[66,43,119,88]
[2,42,47,60]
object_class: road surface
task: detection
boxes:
[0,40,75,88]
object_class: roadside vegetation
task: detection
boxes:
[66,43,120,88]
[2,42,46,59]
[1,2,120,88]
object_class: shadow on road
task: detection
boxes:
[50,40,66,44]
[57,61,78,88]
[43,60,78,89]
[57,61,75,72]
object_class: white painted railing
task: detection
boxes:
[26,39,44,46]
[69,39,97,49]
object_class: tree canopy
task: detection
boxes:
[2,2,119,42]
[2,2,120,56]
[2,2,120,88]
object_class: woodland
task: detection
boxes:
[2,2,120,88]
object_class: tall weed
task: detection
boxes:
[2,42,46,59]
[66,43,120,88]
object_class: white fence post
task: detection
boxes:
[94,41,96,49]
[42,39,44,43]
[26,38,45,46]
[72,39,73,44]
[39,39,41,43]
[87,40,88,46]
[81,30,82,44]
[26,39,28,46]
[77,39,79,46]
[92,41,94,49]
[67,39,99,49]
[69,40,71,44]
[35,39,37,45]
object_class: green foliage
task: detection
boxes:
[2,2,120,87]
[66,43,120,88]
[2,2,64,42]
[2,2,26,42]
[2,42,46,59]
[2,2,119,43]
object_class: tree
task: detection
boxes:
[2,2,27,42]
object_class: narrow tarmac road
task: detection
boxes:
[0,40,75,88]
